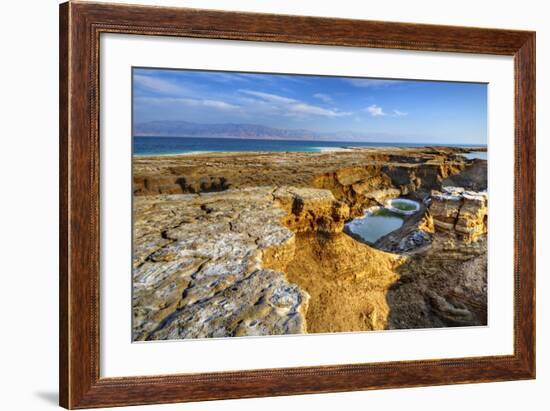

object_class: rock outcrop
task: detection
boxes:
[375,183,488,329]
[273,186,350,233]
[386,234,487,329]
[133,186,352,340]
[133,147,471,199]
[312,165,400,217]
[442,159,487,191]
[285,232,403,332]
[429,186,488,243]
[132,147,488,339]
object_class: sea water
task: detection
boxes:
[133,136,487,156]
[462,151,488,160]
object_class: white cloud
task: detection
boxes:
[289,103,350,117]
[197,72,256,84]
[393,109,408,117]
[313,93,333,103]
[239,90,297,104]
[133,74,189,95]
[240,90,350,118]
[366,104,386,117]
[346,78,403,88]
[181,98,239,110]
[136,97,239,111]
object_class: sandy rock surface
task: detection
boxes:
[133,186,352,340]
[132,147,488,340]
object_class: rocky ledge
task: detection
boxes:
[133,147,488,339]
[133,186,355,340]
[429,186,488,243]
[133,146,472,198]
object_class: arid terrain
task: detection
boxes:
[132,146,488,341]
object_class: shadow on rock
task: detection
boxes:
[385,235,488,330]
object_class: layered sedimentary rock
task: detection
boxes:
[133,186,354,340]
[285,232,403,332]
[442,159,487,191]
[429,186,488,243]
[386,234,487,328]
[132,147,488,339]
[133,146,471,199]
[312,165,400,217]
[380,183,488,328]
[273,186,350,233]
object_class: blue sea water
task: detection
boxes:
[462,151,488,160]
[133,136,487,156]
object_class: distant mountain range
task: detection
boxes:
[134,120,399,142]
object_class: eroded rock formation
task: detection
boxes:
[132,147,488,340]
[429,186,488,243]
[386,234,487,328]
[286,232,403,332]
[133,147,470,198]
[133,186,359,340]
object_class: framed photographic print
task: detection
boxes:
[59,1,536,408]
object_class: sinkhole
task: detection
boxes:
[345,198,421,244]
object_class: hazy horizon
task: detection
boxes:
[133,133,487,147]
[133,68,488,145]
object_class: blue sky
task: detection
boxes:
[133,67,487,145]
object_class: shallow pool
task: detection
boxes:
[386,198,420,215]
[346,208,404,244]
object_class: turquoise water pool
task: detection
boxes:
[346,208,404,244]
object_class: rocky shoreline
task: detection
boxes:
[133,146,488,340]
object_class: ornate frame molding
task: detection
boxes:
[59,2,535,408]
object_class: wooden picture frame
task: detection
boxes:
[59,1,535,408]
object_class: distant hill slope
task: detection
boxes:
[134,121,325,140]
[133,120,476,145]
